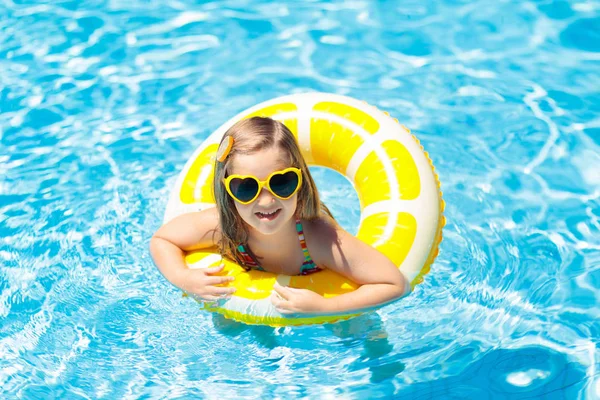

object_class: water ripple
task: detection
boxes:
[1,0,599,398]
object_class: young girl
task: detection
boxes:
[150,117,407,315]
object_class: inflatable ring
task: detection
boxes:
[164,93,445,326]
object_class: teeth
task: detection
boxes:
[257,210,278,217]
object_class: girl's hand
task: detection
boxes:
[175,264,236,301]
[271,282,327,314]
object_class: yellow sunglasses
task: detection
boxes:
[223,167,303,205]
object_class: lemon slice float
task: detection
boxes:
[164,93,445,326]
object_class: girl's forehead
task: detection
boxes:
[229,147,292,176]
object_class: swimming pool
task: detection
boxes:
[1,0,599,398]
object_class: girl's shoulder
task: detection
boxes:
[301,214,400,285]
[301,214,340,240]
[300,214,347,261]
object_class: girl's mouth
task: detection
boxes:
[255,209,281,221]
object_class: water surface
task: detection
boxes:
[1,0,599,398]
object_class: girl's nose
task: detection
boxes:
[255,187,275,206]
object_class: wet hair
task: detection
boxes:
[212,116,331,267]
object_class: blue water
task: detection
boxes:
[1,0,599,398]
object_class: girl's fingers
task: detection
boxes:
[205,264,225,274]
[271,292,294,313]
[272,283,290,300]
[209,286,236,296]
[270,292,282,306]
[194,294,221,302]
[274,282,305,296]
[274,299,296,314]
[204,275,235,286]
[276,307,296,315]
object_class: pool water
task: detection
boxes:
[1,0,599,398]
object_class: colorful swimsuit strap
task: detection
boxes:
[295,218,322,275]
[237,219,322,275]
[237,244,265,271]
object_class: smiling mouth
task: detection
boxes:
[255,209,281,221]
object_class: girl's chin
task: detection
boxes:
[253,221,284,235]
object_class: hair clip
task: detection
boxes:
[216,136,234,162]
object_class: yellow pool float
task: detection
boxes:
[164,93,445,326]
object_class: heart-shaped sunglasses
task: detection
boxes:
[223,167,303,204]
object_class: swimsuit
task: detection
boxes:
[237,219,322,275]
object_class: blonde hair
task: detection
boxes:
[213,117,331,267]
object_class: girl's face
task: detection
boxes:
[228,146,298,236]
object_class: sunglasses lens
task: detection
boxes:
[229,177,259,202]
[269,171,300,198]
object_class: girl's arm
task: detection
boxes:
[150,208,236,299]
[271,216,408,314]
[320,220,408,313]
